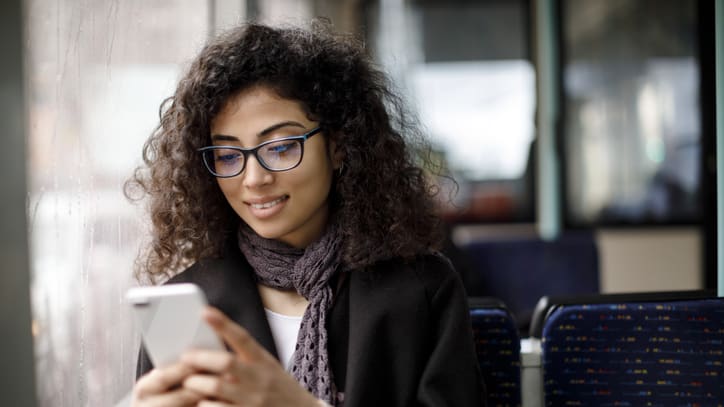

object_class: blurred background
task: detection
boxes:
[2,0,716,405]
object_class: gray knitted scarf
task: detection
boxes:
[237,224,341,405]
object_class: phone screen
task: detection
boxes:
[127,283,224,367]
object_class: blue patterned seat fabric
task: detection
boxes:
[542,299,724,407]
[470,305,522,407]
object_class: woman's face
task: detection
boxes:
[210,85,339,248]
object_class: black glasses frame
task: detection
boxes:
[198,127,322,178]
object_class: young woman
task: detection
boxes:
[127,20,484,407]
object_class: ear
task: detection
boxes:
[328,138,346,170]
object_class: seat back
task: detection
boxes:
[462,231,599,332]
[469,297,522,407]
[540,295,724,406]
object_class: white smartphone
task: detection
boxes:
[126,283,225,368]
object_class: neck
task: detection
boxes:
[257,284,309,317]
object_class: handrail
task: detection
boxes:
[535,0,561,241]
[0,0,37,405]
[717,0,724,297]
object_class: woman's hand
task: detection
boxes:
[131,362,201,407]
[180,307,321,407]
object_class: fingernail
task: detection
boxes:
[203,308,222,323]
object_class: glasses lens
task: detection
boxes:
[258,139,303,170]
[205,148,244,176]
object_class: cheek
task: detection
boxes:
[215,179,238,202]
[312,170,335,204]
[276,172,331,215]
[294,160,334,193]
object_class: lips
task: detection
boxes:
[245,195,289,219]
[249,195,287,209]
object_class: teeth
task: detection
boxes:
[250,196,286,209]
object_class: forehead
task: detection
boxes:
[211,86,308,131]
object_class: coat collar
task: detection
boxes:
[196,246,279,360]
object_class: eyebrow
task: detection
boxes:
[211,121,308,142]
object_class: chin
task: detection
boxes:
[244,221,287,241]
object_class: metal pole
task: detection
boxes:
[0,0,38,405]
[535,0,561,240]
[716,0,724,297]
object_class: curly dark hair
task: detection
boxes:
[126,20,444,282]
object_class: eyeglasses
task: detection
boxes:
[198,127,322,178]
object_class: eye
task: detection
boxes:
[266,141,296,154]
[215,152,242,165]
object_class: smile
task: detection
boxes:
[248,195,288,209]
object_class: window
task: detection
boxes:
[367,0,536,223]
[25,1,209,404]
[561,0,701,225]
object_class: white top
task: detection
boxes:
[264,308,303,371]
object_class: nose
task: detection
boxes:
[242,155,273,188]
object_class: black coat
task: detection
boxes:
[137,247,485,407]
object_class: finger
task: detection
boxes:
[203,307,270,364]
[183,373,239,400]
[181,349,236,374]
[134,363,195,398]
[138,387,201,407]
[197,400,234,407]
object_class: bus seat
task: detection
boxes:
[469,297,522,407]
[536,292,723,406]
[462,231,599,333]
